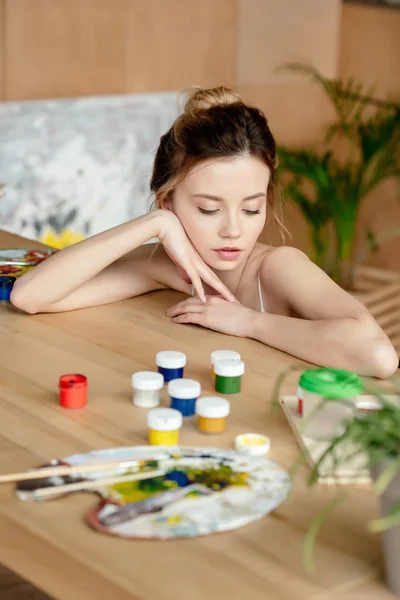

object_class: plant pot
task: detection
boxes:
[371,463,400,596]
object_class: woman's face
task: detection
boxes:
[170,155,269,270]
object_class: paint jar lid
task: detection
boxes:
[210,350,241,365]
[235,433,270,457]
[214,359,245,377]
[299,368,363,398]
[196,396,230,418]
[168,378,201,399]
[148,408,182,431]
[156,351,187,369]
[59,374,87,389]
[132,371,164,391]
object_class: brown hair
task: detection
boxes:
[150,86,288,241]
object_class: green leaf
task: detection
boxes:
[369,499,400,533]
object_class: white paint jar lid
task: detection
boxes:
[132,371,164,391]
[148,408,182,431]
[156,351,187,369]
[168,378,201,399]
[235,433,270,456]
[196,396,230,418]
[214,359,245,377]
[210,350,241,365]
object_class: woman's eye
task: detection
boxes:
[198,208,219,215]
[244,210,261,215]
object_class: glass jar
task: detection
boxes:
[298,368,363,440]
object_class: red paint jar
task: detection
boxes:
[59,374,87,409]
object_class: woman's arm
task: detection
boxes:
[10,210,235,314]
[251,247,398,378]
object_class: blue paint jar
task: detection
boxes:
[168,378,201,416]
[156,351,186,383]
[0,276,16,301]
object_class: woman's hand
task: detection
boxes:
[167,295,253,337]
[157,210,236,303]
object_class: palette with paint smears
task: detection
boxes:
[0,248,57,267]
[16,446,290,540]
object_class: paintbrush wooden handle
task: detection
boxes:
[0,459,145,483]
[31,469,165,499]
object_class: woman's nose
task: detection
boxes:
[219,215,241,239]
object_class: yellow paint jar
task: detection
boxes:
[147,408,182,446]
[196,396,230,434]
[210,350,241,381]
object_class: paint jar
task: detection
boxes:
[235,433,271,456]
[168,379,201,416]
[210,350,241,380]
[298,368,363,440]
[214,359,245,394]
[147,408,182,446]
[131,371,164,408]
[156,351,186,383]
[196,396,230,433]
[0,276,16,301]
[59,374,88,409]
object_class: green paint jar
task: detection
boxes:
[214,359,245,394]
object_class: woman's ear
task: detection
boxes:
[156,192,172,211]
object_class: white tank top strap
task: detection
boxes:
[257,273,265,313]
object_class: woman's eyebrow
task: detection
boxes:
[191,193,266,202]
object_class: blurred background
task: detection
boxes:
[0,1,399,287]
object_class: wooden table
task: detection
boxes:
[0,230,396,600]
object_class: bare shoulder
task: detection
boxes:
[259,245,309,276]
[121,242,190,294]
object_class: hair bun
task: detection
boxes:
[184,86,243,115]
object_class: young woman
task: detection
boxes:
[11,87,398,379]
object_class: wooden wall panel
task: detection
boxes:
[0,0,4,100]
[5,0,129,100]
[125,0,237,93]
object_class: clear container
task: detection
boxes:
[156,351,186,383]
[298,368,363,440]
[168,379,201,416]
[147,408,182,446]
[210,350,241,380]
[132,371,164,408]
[214,359,245,394]
[196,396,230,433]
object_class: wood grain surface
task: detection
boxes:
[0,230,395,599]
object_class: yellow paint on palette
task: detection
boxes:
[40,228,85,249]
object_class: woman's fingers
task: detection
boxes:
[188,271,206,303]
[168,299,205,317]
[198,264,236,302]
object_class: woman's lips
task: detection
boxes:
[213,248,242,261]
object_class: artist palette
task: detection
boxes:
[16,446,290,540]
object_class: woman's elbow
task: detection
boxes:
[9,285,40,314]
[365,337,399,379]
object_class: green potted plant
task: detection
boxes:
[272,367,400,595]
[277,63,400,290]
